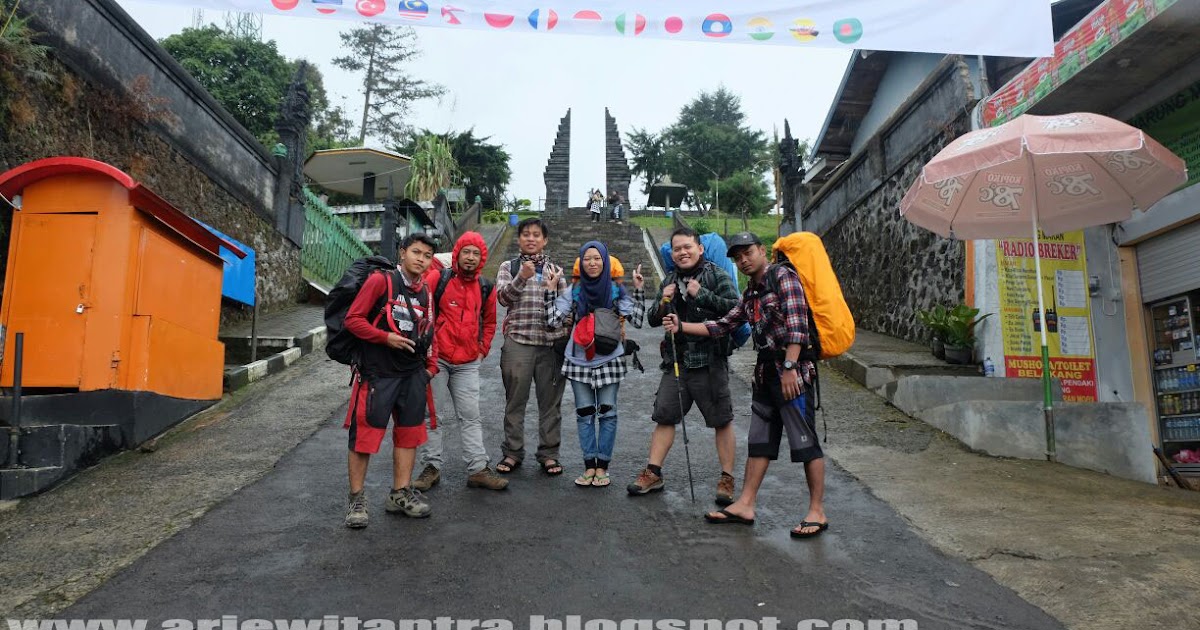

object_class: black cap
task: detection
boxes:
[726,231,762,256]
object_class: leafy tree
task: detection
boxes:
[333,24,445,146]
[161,26,342,149]
[400,128,511,208]
[664,87,769,211]
[624,128,666,196]
[716,170,772,217]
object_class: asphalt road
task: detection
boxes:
[64,312,1063,630]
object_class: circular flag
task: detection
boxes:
[271,0,299,9]
[485,13,515,28]
[789,19,819,42]
[396,1,428,20]
[528,9,559,31]
[313,0,339,14]
[833,18,863,44]
[615,13,647,36]
[664,16,684,34]
[573,10,602,21]
[355,1,385,17]
[702,13,733,38]
[747,17,773,41]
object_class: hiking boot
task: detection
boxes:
[715,472,736,506]
[386,487,431,518]
[412,464,441,491]
[467,467,509,491]
[627,467,665,495]
[344,491,368,529]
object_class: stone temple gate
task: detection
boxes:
[542,108,631,213]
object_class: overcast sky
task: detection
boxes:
[114,0,853,208]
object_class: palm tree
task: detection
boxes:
[404,134,458,201]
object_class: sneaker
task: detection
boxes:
[386,487,432,518]
[467,467,509,491]
[344,491,368,529]
[715,472,736,506]
[412,464,441,491]
[627,467,664,495]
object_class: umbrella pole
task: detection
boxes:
[1031,205,1056,462]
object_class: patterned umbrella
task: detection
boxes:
[901,112,1188,461]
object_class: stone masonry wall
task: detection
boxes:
[807,57,976,343]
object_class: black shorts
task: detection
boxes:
[651,361,733,428]
[748,357,822,463]
[344,370,429,454]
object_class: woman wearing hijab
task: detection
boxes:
[543,241,646,487]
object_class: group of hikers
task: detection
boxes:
[587,189,625,223]
[337,217,829,540]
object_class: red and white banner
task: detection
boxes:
[133,1,1055,57]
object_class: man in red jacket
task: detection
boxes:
[413,231,507,491]
[342,234,438,528]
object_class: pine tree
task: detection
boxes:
[332,24,445,146]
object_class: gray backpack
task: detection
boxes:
[591,307,623,356]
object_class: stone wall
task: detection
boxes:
[805,56,976,342]
[604,108,631,205]
[0,0,301,325]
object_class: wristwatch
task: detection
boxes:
[782,360,799,371]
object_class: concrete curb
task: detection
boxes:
[223,326,325,392]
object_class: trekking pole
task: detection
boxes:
[667,308,696,502]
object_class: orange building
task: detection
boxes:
[0,157,243,402]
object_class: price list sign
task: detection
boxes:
[996,231,1098,401]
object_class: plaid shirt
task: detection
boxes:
[497,258,569,346]
[705,265,815,385]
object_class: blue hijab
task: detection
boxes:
[574,241,624,318]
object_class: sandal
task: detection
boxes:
[790,521,829,539]
[541,459,564,476]
[591,474,611,487]
[496,457,521,474]
[704,509,755,525]
[574,474,595,487]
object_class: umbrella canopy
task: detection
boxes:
[900,112,1187,463]
[900,113,1187,240]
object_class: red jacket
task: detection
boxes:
[423,231,497,365]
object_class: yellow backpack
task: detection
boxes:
[770,232,855,359]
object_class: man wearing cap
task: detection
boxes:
[663,231,828,539]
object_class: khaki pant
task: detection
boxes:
[500,337,566,464]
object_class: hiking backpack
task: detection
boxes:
[324,256,398,365]
[432,268,495,344]
[766,232,855,360]
[658,237,751,350]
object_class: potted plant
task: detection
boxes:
[917,305,949,359]
[943,303,992,365]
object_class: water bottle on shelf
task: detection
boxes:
[983,357,995,377]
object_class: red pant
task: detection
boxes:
[344,372,428,454]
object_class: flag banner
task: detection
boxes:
[135,1,1055,57]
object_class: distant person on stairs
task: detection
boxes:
[413,231,507,492]
[495,218,571,476]
[589,189,604,223]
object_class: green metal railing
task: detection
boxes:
[301,188,372,289]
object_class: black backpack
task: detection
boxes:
[432,268,495,344]
[325,256,397,365]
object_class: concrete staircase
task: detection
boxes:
[486,209,653,282]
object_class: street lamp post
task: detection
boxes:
[678,151,719,213]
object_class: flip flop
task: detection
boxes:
[591,474,611,487]
[541,460,564,476]
[496,458,521,474]
[704,509,755,525]
[790,521,829,538]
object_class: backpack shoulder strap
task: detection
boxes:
[433,268,453,308]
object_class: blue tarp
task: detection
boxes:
[198,221,256,306]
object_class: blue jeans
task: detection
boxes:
[571,380,619,467]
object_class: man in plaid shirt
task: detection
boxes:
[664,232,829,539]
[495,218,570,476]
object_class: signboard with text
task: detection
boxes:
[996,231,1098,402]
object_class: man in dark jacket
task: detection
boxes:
[413,231,506,491]
[627,227,741,505]
[342,233,438,528]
